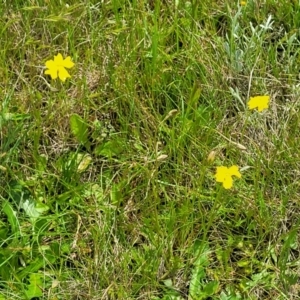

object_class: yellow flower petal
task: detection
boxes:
[248,96,270,112]
[223,177,233,189]
[58,66,71,82]
[54,53,64,64]
[228,165,241,178]
[215,166,227,182]
[215,165,241,189]
[45,68,58,79]
[44,53,74,82]
[63,56,75,68]
[45,59,55,69]
[248,98,258,110]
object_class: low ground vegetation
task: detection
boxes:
[0,1,299,299]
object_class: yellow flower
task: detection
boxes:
[215,165,241,189]
[247,96,270,112]
[45,53,74,82]
[240,1,247,6]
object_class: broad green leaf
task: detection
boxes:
[188,241,210,300]
[69,114,89,146]
[18,257,45,279]
[34,219,50,235]
[163,279,173,288]
[220,290,242,300]
[202,280,219,296]
[25,273,43,299]
[0,251,15,280]
[18,249,56,279]
[20,199,49,223]
[83,184,104,202]
[2,201,18,235]
[0,226,8,242]
[94,140,123,158]
[9,180,31,206]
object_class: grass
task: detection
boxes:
[0,0,300,299]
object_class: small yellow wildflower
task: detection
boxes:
[240,1,247,6]
[247,96,270,112]
[215,165,241,189]
[45,53,74,82]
